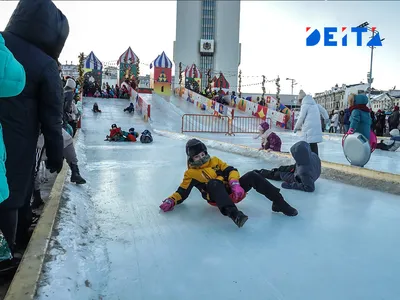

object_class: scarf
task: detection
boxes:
[349,104,370,114]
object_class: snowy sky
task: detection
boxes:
[0,1,399,95]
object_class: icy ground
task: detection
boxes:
[36,96,400,300]
[145,93,400,174]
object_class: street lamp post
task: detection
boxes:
[357,22,385,102]
[286,78,297,95]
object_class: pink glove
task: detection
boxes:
[347,128,354,134]
[160,198,175,212]
[229,180,245,202]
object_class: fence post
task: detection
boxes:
[292,111,295,130]
[181,115,184,133]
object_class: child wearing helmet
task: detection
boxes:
[160,139,298,228]
[254,121,282,152]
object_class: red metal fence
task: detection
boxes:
[181,114,271,136]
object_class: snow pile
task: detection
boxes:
[154,129,294,166]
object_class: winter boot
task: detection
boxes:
[69,163,86,184]
[31,189,44,209]
[225,207,248,228]
[271,194,298,216]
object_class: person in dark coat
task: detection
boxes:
[343,108,351,133]
[375,110,386,136]
[256,141,321,192]
[0,0,69,252]
[389,106,400,131]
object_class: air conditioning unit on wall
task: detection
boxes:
[200,39,214,55]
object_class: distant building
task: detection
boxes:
[138,75,150,88]
[313,83,370,111]
[370,90,400,112]
[61,62,78,79]
[173,0,241,90]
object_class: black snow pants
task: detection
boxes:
[0,209,18,250]
[259,165,296,182]
[206,171,283,216]
[309,143,319,156]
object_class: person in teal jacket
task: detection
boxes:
[0,33,25,267]
[348,93,372,140]
[0,33,26,204]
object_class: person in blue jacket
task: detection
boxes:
[256,141,321,192]
[343,108,351,133]
[347,93,372,139]
[0,33,26,272]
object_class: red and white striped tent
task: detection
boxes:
[213,72,230,94]
[184,64,202,78]
[117,47,139,65]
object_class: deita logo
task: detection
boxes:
[306,27,384,47]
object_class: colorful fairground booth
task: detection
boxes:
[213,72,230,95]
[83,51,103,90]
[183,64,202,91]
[150,51,173,96]
[117,47,139,86]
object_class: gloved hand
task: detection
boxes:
[281,182,293,189]
[293,129,297,134]
[159,198,175,212]
[45,159,63,174]
[229,180,245,202]
[347,128,354,135]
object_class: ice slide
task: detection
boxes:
[35,97,400,300]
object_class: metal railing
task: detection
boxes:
[182,114,230,134]
[231,116,271,134]
[181,114,271,136]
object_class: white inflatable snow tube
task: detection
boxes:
[342,133,371,167]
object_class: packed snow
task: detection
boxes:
[35,96,400,300]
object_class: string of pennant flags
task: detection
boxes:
[101,59,266,79]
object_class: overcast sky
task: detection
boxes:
[0,1,399,95]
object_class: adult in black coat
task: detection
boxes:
[0,0,69,249]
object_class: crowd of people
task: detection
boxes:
[325,105,400,137]
[0,0,82,276]
[83,79,138,99]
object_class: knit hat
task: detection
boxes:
[298,89,306,101]
[64,78,76,90]
[259,121,269,131]
[390,129,400,137]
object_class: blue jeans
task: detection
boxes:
[344,124,350,132]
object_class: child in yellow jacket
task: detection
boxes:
[160,139,298,228]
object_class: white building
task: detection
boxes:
[314,83,370,112]
[370,90,400,112]
[61,63,78,79]
[173,0,241,90]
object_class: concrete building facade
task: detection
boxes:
[173,0,241,90]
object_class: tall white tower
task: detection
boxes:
[173,0,241,91]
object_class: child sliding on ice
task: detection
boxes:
[160,139,298,228]
[254,121,282,152]
[256,141,321,192]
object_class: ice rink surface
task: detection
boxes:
[36,96,400,300]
